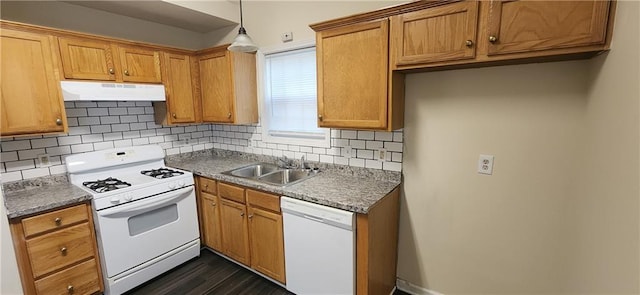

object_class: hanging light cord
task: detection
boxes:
[239,0,244,28]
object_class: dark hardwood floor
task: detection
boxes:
[124,249,292,295]
[124,249,412,295]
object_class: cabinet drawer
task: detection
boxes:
[22,204,88,238]
[218,182,245,204]
[199,177,217,195]
[27,223,94,278]
[35,258,101,295]
[247,190,280,213]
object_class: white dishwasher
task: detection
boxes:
[281,197,355,295]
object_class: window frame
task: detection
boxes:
[257,40,330,148]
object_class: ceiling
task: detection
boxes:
[62,0,237,33]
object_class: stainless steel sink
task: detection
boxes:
[221,163,319,187]
[257,169,319,186]
[224,162,280,178]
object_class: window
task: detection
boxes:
[260,43,330,148]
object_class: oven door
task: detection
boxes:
[94,186,199,277]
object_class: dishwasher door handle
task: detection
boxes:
[302,214,325,223]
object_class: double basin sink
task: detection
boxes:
[222,162,319,187]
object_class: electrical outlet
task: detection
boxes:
[37,154,51,168]
[343,146,353,159]
[477,154,494,175]
[377,148,391,162]
[281,31,293,42]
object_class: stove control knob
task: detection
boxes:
[178,181,185,187]
[110,197,120,204]
[169,182,177,189]
[125,194,133,201]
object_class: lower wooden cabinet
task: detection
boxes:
[9,202,103,295]
[200,192,223,252]
[219,197,251,266]
[195,177,285,284]
[247,189,285,284]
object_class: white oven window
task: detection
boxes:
[127,204,178,236]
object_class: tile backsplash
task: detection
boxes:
[0,101,403,182]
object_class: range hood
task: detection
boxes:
[60,81,166,101]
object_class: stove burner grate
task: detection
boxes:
[83,177,132,193]
[141,168,185,179]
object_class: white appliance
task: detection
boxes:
[60,80,166,101]
[281,197,355,295]
[66,145,199,295]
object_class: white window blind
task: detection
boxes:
[262,46,329,147]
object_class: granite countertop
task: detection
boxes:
[2,175,92,219]
[166,150,401,214]
[2,149,401,218]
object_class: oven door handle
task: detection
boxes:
[97,186,194,218]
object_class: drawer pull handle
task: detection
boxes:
[54,217,62,225]
[60,247,67,255]
[67,285,74,294]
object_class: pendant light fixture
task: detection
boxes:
[228,0,258,52]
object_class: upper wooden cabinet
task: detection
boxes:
[197,45,258,125]
[58,37,162,83]
[315,19,403,131]
[58,37,117,81]
[155,53,200,124]
[391,1,479,66]
[1,28,68,136]
[389,0,614,70]
[117,45,162,83]
[484,0,611,56]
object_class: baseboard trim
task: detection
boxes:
[396,278,444,295]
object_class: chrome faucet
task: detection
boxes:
[278,156,294,169]
[299,155,308,170]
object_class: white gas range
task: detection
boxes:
[66,145,200,295]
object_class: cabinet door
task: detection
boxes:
[486,0,610,56]
[199,50,234,123]
[317,19,389,130]
[201,192,223,252]
[58,37,117,81]
[118,46,162,83]
[220,198,250,266]
[162,53,198,123]
[1,29,67,136]
[248,206,285,284]
[391,1,479,67]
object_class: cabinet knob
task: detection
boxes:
[318,114,323,121]
[204,184,209,188]
[54,217,62,225]
[67,285,74,294]
[248,214,253,219]
[211,202,216,206]
[55,118,62,126]
[108,68,115,74]
[240,212,245,217]
[172,113,177,118]
[489,36,498,43]
[465,40,474,47]
[124,70,130,76]
[60,247,67,255]
[227,112,232,119]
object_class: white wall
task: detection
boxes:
[203,1,408,48]
[1,189,23,295]
[399,1,639,294]
[0,1,205,49]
